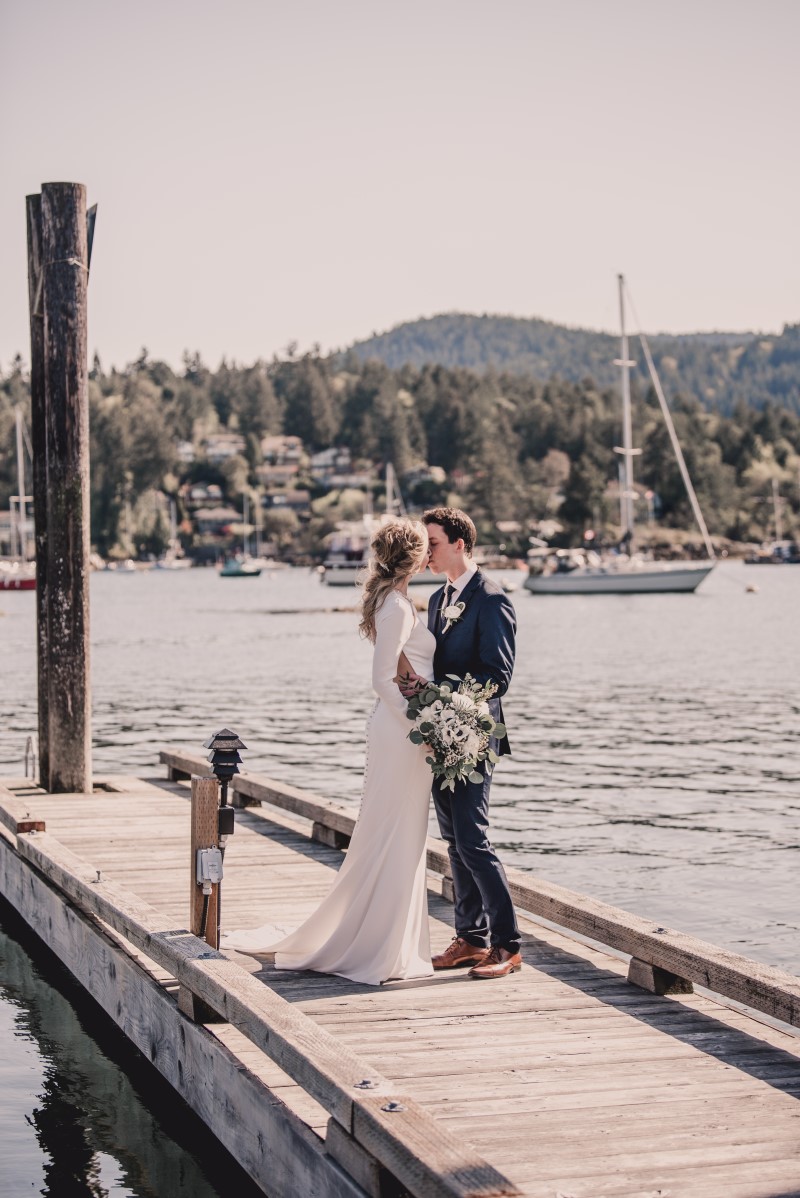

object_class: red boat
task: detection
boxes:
[0,565,36,591]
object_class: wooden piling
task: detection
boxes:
[178,775,221,1021]
[26,193,49,787]
[40,182,92,794]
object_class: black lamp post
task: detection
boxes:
[202,728,246,946]
[203,727,246,835]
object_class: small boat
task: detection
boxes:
[1,410,36,591]
[322,465,445,587]
[746,540,800,565]
[0,560,36,591]
[219,555,262,578]
[219,495,264,576]
[155,501,193,570]
[526,276,716,597]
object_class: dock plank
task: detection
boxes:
[4,776,800,1198]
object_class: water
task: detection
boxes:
[1,561,798,1190]
[0,902,264,1198]
[2,562,798,972]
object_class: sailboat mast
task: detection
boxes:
[772,478,782,542]
[614,274,637,546]
[15,408,27,562]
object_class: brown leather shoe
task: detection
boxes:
[468,946,522,979]
[432,937,490,970]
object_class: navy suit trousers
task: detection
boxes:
[432,761,520,953]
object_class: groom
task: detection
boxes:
[400,507,521,980]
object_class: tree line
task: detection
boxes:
[349,314,800,417]
[1,345,798,558]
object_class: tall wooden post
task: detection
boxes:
[26,194,49,786]
[178,776,222,1022]
[40,182,92,793]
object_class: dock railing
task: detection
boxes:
[160,747,800,1029]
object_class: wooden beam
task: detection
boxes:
[26,192,49,787]
[159,748,214,782]
[41,181,92,793]
[0,790,46,835]
[180,775,222,1021]
[628,957,694,996]
[12,828,521,1198]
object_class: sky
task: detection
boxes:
[1,0,798,372]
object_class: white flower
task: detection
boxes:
[477,701,491,717]
[442,599,466,632]
[463,732,482,758]
[450,692,476,714]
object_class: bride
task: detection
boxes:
[223,519,436,985]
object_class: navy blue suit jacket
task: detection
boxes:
[427,569,516,757]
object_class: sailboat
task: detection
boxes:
[321,464,445,587]
[525,276,716,595]
[219,494,262,577]
[155,499,193,570]
[0,410,36,591]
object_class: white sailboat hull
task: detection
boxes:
[323,564,445,587]
[525,562,715,595]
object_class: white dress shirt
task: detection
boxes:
[446,561,478,602]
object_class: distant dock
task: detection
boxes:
[1,757,800,1198]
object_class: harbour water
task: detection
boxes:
[2,561,798,972]
[0,902,264,1198]
[1,561,798,1193]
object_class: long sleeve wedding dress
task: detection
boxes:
[223,591,436,985]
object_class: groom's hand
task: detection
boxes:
[396,670,428,698]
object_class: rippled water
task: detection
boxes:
[0,903,264,1197]
[2,563,799,973]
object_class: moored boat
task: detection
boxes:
[526,276,716,597]
[1,410,36,591]
[219,555,262,578]
[0,560,36,591]
[526,551,714,595]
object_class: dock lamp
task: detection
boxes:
[203,727,246,839]
[202,728,247,946]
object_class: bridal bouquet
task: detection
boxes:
[405,673,506,791]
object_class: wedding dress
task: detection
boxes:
[223,590,436,985]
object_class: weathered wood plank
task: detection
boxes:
[11,827,521,1198]
[0,832,367,1198]
[0,791,46,834]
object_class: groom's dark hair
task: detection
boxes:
[422,507,476,555]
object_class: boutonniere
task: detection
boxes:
[442,599,466,633]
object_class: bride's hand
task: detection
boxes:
[396,671,428,698]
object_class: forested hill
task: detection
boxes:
[348,314,800,415]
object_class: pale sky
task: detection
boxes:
[1,0,798,372]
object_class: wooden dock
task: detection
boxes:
[2,757,800,1198]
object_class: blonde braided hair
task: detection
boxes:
[358,519,428,643]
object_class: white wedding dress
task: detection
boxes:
[223,590,436,985]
